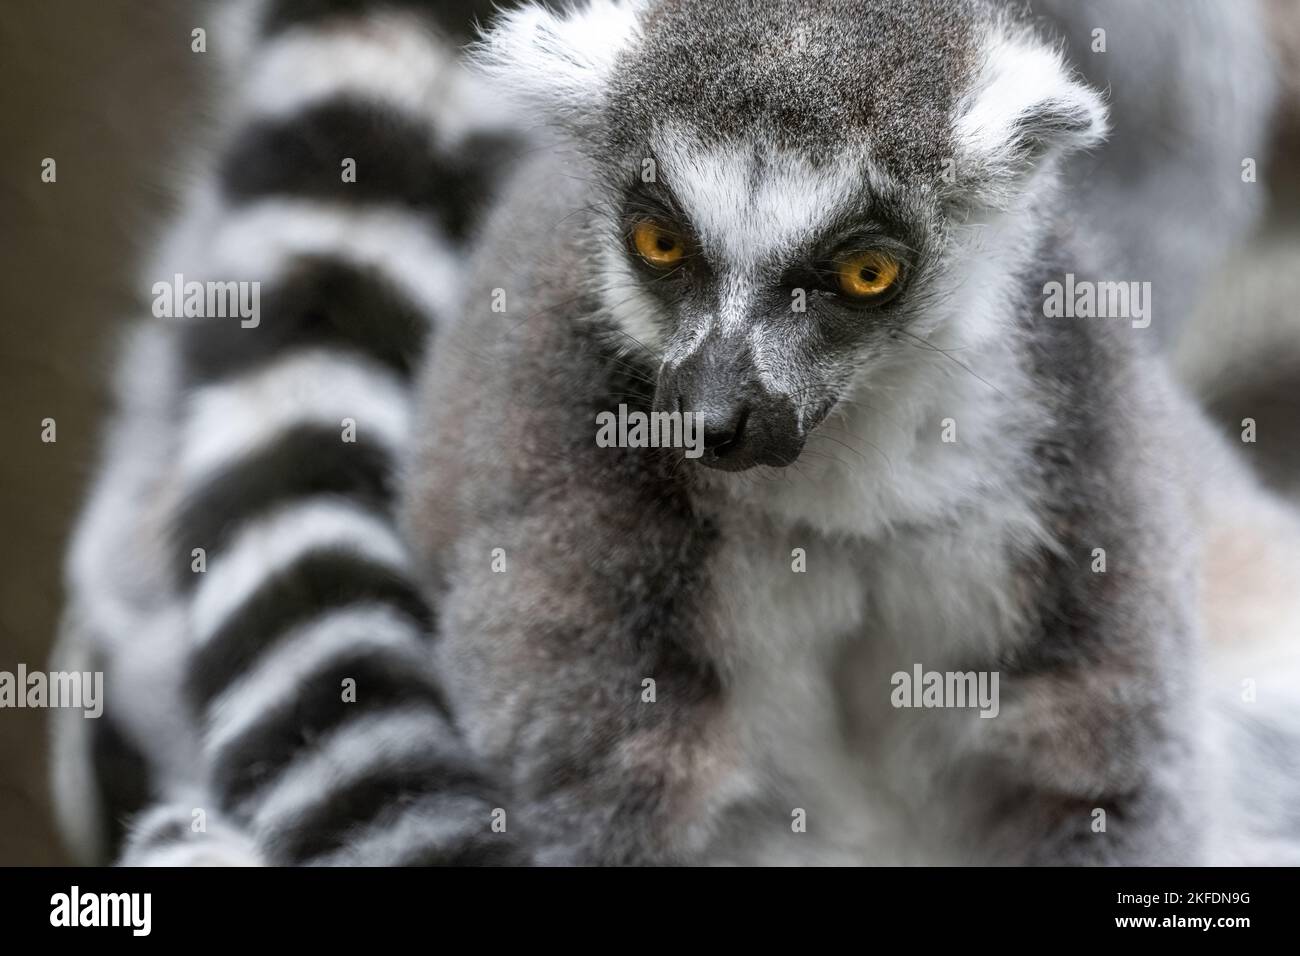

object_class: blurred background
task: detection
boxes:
[1,2,212,865]
[2,0,1299,865]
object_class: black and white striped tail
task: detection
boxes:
[109,0,528,866]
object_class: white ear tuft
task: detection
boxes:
[955,29,1109,199]
[471,1,642,133]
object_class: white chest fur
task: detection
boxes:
[698,496,1038,864]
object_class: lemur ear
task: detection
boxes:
[471,1,642,135]
[953,31,1109,203]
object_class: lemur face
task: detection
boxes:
[591,0,977,471]
[604,137,940,471]
[479,0,1108,471]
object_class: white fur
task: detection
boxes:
[307,793,491,866]
[190,500,412,647]
[204,604,431,757]
[597,244,671,353]
[247,9,512,146]
[65,327,183,645]
[471,0,643,126]
[249,707,458,833]
[955,28,1109,197]
[180,349,409,481]
[150,191,459,326]
[118,799,264,867]
[654,129,863,275]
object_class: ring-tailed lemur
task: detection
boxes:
[55,0,1293,865]
[53,0,530,866]
[398,0,1300,864]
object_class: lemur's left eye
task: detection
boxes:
[632,220,686,269]
[835,250,901,301]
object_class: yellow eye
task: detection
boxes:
[632,220,686,269]
[836,250,901,299]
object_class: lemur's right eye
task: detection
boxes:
[631,220,686,269]
[835,250,901,301]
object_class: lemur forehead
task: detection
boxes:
[644,131,875,270]
[607,0,986,183]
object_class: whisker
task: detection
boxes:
[898,329,1007,398]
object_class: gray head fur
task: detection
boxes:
[474,0,1107,472]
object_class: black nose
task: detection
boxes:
[696,398,750,454]
[656,335,804,471]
